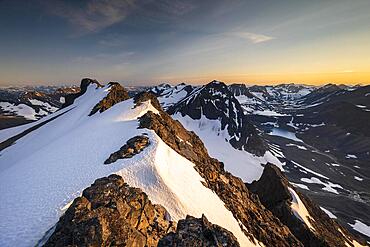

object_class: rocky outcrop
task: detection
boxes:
[63,78,103,108]
[158,214,240,247]
[248,163,292,209]
[138,106,302,246]
[89,82,129,115]
[104,135,150,164]
[43,174,175,247]
[248,164,364,247]
[167,80,267,156]
[229,83,255,98]
[133,91,162,111]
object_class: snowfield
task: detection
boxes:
[28,99,58,112]
[0,102,40,120]
[173,114,284,183]
[0,84,257,246]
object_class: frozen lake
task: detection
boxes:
[268,128,303,142]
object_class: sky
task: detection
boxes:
[0,0,370,86]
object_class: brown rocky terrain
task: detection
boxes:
[40,86,365,247]
[44,174,176,247]
[42,173,246,247]
[158,214,240,247]
[248,164,365,246]
[137,92,302,246]
[89,82,130,115]
[104,135,150,164]
[134,91,162,111]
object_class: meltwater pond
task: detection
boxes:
[268,128,303,142]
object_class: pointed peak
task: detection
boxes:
[207,80,226,87]
[80,78,103,93]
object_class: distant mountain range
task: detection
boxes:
[0,80,369,246]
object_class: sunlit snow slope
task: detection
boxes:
[0,84,256,247]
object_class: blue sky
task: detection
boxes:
[1,0,370,86]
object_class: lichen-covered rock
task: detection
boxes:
[104,135,150,164]
[43,174,175,247]
[158,214,240,247]
[89,82,129,115]
[248,164,365,247]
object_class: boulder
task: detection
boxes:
[43,174,175,247]
[158,214,240,247]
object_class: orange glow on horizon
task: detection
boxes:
[158,71,370,86]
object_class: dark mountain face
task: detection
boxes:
[167,80,267,155]
[244,83,370,242]
[298,83,351,105]
[248,164,365,246]
[151,83,172,95]
[229,84,275,114]
[229,83,254,97]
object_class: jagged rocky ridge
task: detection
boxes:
[248,164,366,246]
[89,82,130,115]
[44,87,302,246]
[4,79,363,246]
[228,83,274,114]
[228,83,254,97]
[137,93,303,246]
[43,173,242,247]
[167,80,267,156]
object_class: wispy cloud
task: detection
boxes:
[231,32,275,44]
[44,0,136,35]
[71,51,135,64]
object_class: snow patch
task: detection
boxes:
[173,114,284,183]
[28,99,58,112]
[268,128,303,142]
[300,177,343,194]
[286,143,307,150]
[349,220,370,238]
[0,102,39,120]
[253,110,287,117]
[320,207,337,219]
[346,154,358,159]
[291,183,310,190]
[291,160,329,179]
[288,187,315,230]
